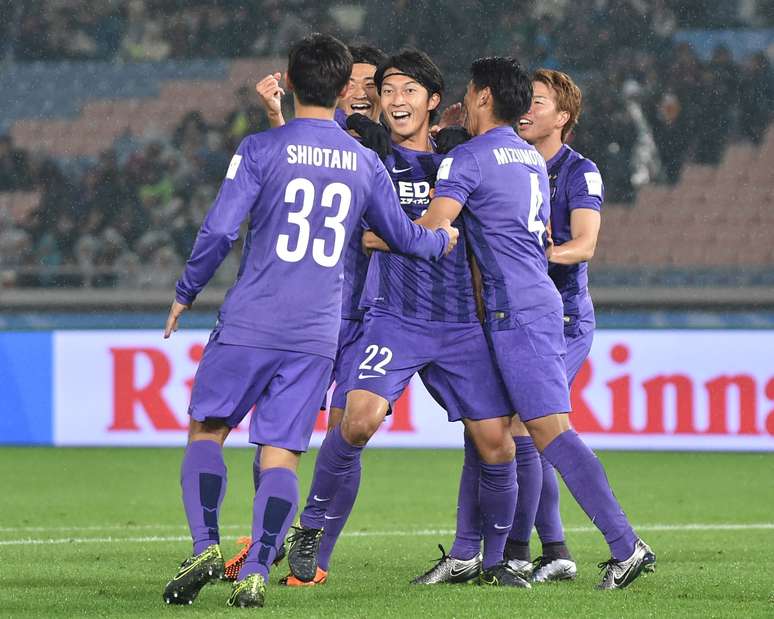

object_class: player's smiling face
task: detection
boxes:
[518,81,565,143]
[380,71,439,141]
[341,63,380,122]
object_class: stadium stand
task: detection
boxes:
[0,0,772,294]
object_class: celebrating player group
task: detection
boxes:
[162,32,656,609]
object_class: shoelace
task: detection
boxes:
[415,544,450,578]
[431,544,450,564]
[286,526,320,557]
[597,558,617,574]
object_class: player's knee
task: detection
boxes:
[342,390,389,446]
[341,413,378,446]
[468,424,515,464]
[481,438,515,464]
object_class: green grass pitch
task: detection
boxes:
[1,448,773,617]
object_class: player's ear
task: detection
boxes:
[284,72,294,92]
[428,92,441,113]
[556,110,570,131]
[479,86,491,109]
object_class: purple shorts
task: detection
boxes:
[565,321,594,386]
[329,318,365,410]
[189,328,333,452]
[348,308,511,422]
[487,309,571,422]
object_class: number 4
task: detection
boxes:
[528,172,546,246]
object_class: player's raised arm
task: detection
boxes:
[548,162,603,265]
[255,72,286,128]
[166,137,262,336]
[363,159,457,258]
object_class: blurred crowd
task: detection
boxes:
[0,94,267,288]
[1,0,773,287]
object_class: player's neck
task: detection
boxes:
[475,119,509,136]
[533,133,564,162]
[294,99,336,121]
[391,127,432,152]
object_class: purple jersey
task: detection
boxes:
[341,222,370,320]
[546,144,603,324]
[334,107,349,131]
[332,109,369,320]
[361,144,477,323]
[175,118,449,359]
[434,125,562,328]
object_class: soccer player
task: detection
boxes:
[284,48,529,589]
[504,68,603,582]
[160,33,457,609]
[417,56,656,590]
[223,43,389,583]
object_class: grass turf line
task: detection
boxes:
[1,448,772,617]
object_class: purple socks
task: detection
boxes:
[449,433,482,560]
[301,425,363,522]
[180,440,227,555]
[240,467,299,581]
[299,425,364,570]
[534,454,565,545]
[316,465,361,571]
[542,430,637,561]
[479,460,517,570]
[509,436,542,549]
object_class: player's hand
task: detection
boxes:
[544,222,554,260]
[430,103,463,136]
[164,300,191,339]
[439,219,459,256]
[346,113,392,160]
[362,230,390,255]
[255,72,284,117]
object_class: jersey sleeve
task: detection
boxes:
[175,136,262,305]
[362,157,448,261]
[567,158,604,212]
[432,145,482,207]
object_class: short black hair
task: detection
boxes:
[287,33,352,108]
[348,43,387,69]
[374,48,445,121]
[470,56,532,124]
